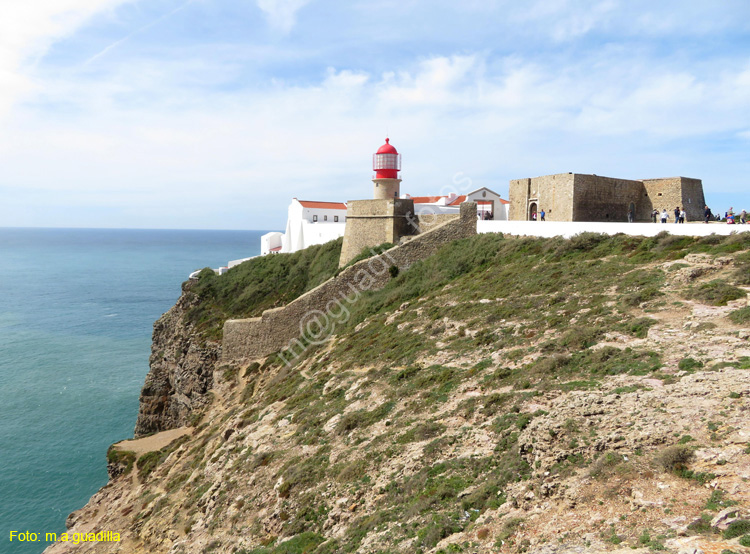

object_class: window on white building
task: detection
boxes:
[313,215,318,222]
[324,215,328,221]
[334,216,339,222]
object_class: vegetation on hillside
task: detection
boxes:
[152,230,750,553]
[185,238,343,339]
[293,231,750,373]
[63,229,750,554]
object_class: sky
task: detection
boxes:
[1,0,749,230]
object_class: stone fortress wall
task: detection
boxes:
[509,173,707,223]
[572,174,646,221]
[339,198,417,267]
[222,202,477,363]
[509,174,576,221]
[642,177,705,222]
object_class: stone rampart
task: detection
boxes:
[222,202,477,363]
[339,198,416,267]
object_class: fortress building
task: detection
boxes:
[509,173,706,223]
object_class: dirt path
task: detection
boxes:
[113,427,191,456]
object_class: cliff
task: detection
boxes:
[133,280,221,437]
[134,238,344,437]
[46,231,750,554]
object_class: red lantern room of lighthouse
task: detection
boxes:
[372,138,402,199]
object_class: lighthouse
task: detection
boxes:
[339,137,416,267]
[372,138,402,199]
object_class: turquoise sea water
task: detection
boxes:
[0,228,266,553]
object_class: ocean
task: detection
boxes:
[0,228,266,553]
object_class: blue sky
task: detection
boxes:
[1,0,749,230]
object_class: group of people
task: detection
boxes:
[651,207,687,224]
[513,206,746,224]
[723,207,747,224]
[645,206,748,224]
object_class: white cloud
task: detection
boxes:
[6,51,748,198]
[1,1,750,228]
[256,0,313,33]
[0,0,134,117]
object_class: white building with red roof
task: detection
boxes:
[265,198,348,254]
[407,187,509,220]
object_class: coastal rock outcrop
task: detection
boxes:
[134,281,219,437]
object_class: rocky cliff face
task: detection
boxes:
[134,281,220,437]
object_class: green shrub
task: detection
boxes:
[250,451,275,469]
[738,534,750,547]
[619,317,657,338]
[137,451,162,479]
[336,402,394,435]
[724,520,750,540]
[418,514,463,549]
[728,306,750,324]
[687,512,713,534]
[686,280,746,306]
[678,357,704,371]
[620,288,663,307]
[278,452,329,498]
[244,361,261,377]
[656,445,694,472]
[397,421,446,444]
[335,459,368,483]
[589,451,624,478]
[704,489,737,511]
[106,446,136,476]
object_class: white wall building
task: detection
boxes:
[279,199,348,254]
[466,187,509,220]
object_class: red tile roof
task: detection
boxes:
[409,194,509,206]
[298,200,347,210]
[408,196,444,204]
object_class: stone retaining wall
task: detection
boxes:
[222,202,477,363]
[415,212,459,233]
